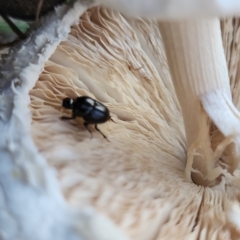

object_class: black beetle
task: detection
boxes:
[60,96,113,141]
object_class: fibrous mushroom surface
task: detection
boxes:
[29,7,240,239]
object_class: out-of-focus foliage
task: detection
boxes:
[0,17,29,44]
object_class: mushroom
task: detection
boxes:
[1,1,240,240]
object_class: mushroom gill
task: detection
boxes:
[28,7,240,239]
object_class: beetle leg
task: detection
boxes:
[60,114,76,121]
[109,116,116,123]
[95,124,109,142]
[84,122,93,139]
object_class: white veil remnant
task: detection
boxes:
[1,0,240,239]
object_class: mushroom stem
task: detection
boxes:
[159,19,237,186]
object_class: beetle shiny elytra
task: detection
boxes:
[60,96,112,141]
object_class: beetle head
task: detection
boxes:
[62,97,74,109]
